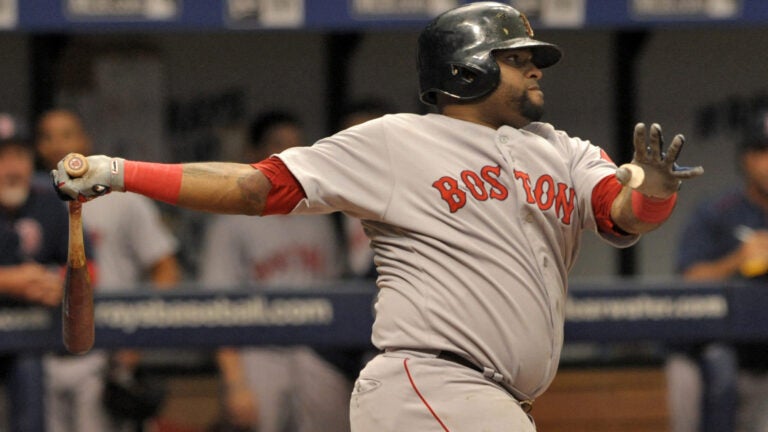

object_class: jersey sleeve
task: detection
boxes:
[48,199,73,265]
[541,125,640,248]
[251,157,305,215]
[591,174,623,232]
[276,117,394,220]
[675,201,726,273]
[35,190,77,266]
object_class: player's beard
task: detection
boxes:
[520,91,544,122]
[0,185,29,209]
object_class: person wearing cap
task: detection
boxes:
[669,110,768,432]
[34,108,180,432]
[0,112,96,431]
[0,112,73,306]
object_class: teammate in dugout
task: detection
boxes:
[0,112,95,431]
[200,110,352,432]
[36,108,182,432]
[52,2,704,431]
[667,109,768,432]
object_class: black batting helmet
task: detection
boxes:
[418,2,562,106]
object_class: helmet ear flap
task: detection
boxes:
[437,61,499,103]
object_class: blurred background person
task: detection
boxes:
[35,108,182,432]
[0,112,90,432]
[668,109,768,432]
[0,113,66,307]
[199,110,350,432]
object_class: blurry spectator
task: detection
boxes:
[337,99,396,134]
[336,99,395,278]
[668,109,768,432]
[35,108,181,432]
[0,113,67,306]
[0,112,91,431]
[199,110,350,432]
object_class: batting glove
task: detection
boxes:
[615,123,704,198]
[52,155,126,202]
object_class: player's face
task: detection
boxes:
[482,49,545,129]
[743,149,768,201]
[0,146,33,210]
[264,124,304,155]
[247,123,305,161]
[36,111,92,170]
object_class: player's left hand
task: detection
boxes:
[615,123,704,198]
[51,154,126,202]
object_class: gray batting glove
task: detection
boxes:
[615,123,704,198]
[51,155,126,202]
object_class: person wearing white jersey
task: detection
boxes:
[36,108,181,432]
[200,110,351,432]
[51,2,704,430]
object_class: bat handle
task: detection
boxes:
[63,153,89,178]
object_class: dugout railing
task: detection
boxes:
[0,278,764,431]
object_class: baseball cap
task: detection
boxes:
[0,113,31,152]
[740,110,768,152]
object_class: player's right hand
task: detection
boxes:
[12,263,63,307]
[51,154,126,202]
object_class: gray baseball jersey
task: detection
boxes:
[200,214,342,287]
[83,192,178,290]
[200,214,351,432]
[278,113,638,400]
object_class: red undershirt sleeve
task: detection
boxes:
[123,162,184,204]
[591,174,626,236]
[251,156,306,215]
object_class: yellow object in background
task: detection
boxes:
[735,226,768,277]
[741,258,768,278]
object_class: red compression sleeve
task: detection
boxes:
[591,174,625,235]
[251,157,306,215]
[631,190,677,223]
[123,161,183,205]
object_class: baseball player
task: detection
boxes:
[668,109,768,432]
[200,110,351,432]
[52,2,704,431]
[0,112,96,432]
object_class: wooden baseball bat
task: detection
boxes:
[62,153,94,355]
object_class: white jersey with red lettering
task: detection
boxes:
[278,113,637,401]
[199,213,352,432]
[200,213,342,287]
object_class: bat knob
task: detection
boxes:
[616,163,645,189]
[63,153,89,178]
